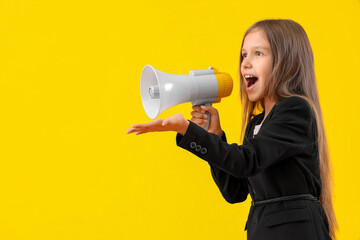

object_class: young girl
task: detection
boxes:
[127,19,337,240]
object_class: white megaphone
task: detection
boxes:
[140,65,233,130]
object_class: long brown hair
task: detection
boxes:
[239,19,338,239]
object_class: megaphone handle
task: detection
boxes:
[201,103,211,131]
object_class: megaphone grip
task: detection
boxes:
[203,111,210,131]
[201,103,211,131]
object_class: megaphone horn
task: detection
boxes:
[140,65,233,130]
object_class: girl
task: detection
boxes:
[127,19,337,240]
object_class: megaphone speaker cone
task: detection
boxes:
[140,65,161,119]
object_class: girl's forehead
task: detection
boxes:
[242,29,270,51]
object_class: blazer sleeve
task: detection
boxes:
[208,131,249,203]
[176,96,314,178]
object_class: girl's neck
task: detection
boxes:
[260,96,277,125]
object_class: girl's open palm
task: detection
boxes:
[126,113,189,136]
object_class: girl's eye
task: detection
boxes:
[256,51,263,56]
[242,53,247,58]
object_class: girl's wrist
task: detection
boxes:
[215,129,224,137]
[177,119,190,136]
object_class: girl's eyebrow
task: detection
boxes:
[241,46,268,51]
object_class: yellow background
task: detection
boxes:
[1,0,359,239]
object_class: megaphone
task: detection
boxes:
[140,65,233,130]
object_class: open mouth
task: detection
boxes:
[244,75,258,88]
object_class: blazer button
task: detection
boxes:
[190,142,197,149]
[195,145,202,152]
[200,148,207,154]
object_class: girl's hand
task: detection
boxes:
[191,105,223,137]
[126,113,189,136]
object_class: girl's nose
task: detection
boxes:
[241,58,252,70]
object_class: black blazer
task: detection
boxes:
[176,96,331,240]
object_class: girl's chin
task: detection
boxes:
[247,94,264,102]
[248,95,261,102]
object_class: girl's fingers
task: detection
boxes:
[127,127,143,134]
[133,123,152,128]
[126,128,136,134]
[191,111,206,119]
[200,105,218,115]
[132,119,163,128]
[127,125,152,133]
[136,131,146,135]
[190,119,205,127]
[191,117,207,125]
[190,118,201,124]
[192,105,200,111]
[192,105,205,114]
[131,124,144,129]
[128,117,174,135]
